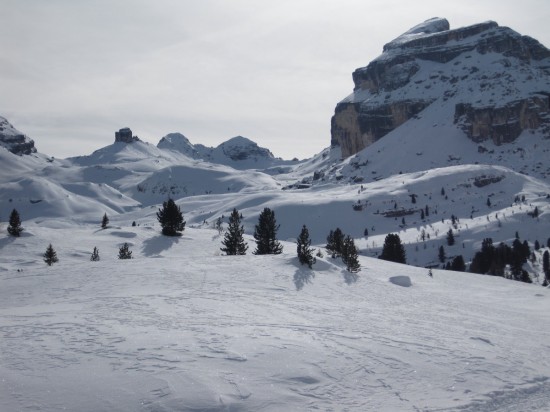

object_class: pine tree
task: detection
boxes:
[543,250,550,284]
[43,244,59,266]
[342,236,361,273]
[157,198,185,236]
[379,233,406,264]
[446,229,455,246]
[91,247,100,261]
[534,240,540,251]
[326,228,345,257]
[118,243,133,259]
[450,255,466,271]
[253,208,283,255]
[101,213,109,229]
[221,209,248,255]
[7,209,23,237]
[296,225,315,269]
[438,245,446,263]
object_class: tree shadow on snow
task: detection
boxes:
[293,267,315,291]
[342,269,359,285]
[0,236,16,250]
[141,235,180,257]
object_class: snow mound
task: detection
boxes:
[389,275,412,287]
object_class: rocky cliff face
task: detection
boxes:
[0,116,37,155]
[331,18,550,158]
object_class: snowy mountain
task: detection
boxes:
[331,18,550,159]
[1,17,550,411]
[158,133,299,171]
[0,115,36,155]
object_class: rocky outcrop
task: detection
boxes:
[454,94,550,144]
[0,116,37,155]
[115,127,140,143]
[331,18,550,158]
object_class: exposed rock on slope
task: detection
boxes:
[0,116,37,155]
[331,18,550,158]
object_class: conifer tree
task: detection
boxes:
[118,243,133,259]
[297,225,315,269]
[450,255,466,272]
[43,244,58,266]
[438,245,446,263]
[342,236,361,273]
[253,208,283,255]
[221,209,248,255]
[326,228,345,257]
[379,233,406,264]
[446,229,455,246]
[101,213,109,229]
[7,209,23,237]
[91,247,100,261]
[157,198,185,236]
[542,250,549,284]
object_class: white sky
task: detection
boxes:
[1,0,549,160]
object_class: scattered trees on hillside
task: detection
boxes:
[101,213,109,229]
[297,225,315,269]
[379,233,406,264]
[8,209,23,237]
[221,209,248,255]
[118,243,133,259]
[43,244,58,266]
[253,208,283,255]
[157,199,186,236]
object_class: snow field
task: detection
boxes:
[1,223,549,411]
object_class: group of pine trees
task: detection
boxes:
[470,235,534,282]
[325,228,361,273]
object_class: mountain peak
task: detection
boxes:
[331,19,550,158]
[0,116,37,155]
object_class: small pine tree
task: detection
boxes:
[534,240,540,251]
[253,208,283,255]
[420,209,425,220]
[342,236,361,273]
[157,198,185,236]
[438,245,446,263]
[215,216,224,235]
[486,197,491,207]
[43,244,59,266]
[118,243,133,259]
[379,233,406,264]
[101,213,109,229]
[297,225,315,269]
[326,228,345,257]
[91,247,100,262]
[220,209,248,255]
[446,229,455,246]
[7,209,23,237]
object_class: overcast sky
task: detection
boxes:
[1,0,548,160]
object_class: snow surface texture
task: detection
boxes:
[1,223,550,411]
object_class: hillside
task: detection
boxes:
[1,222,549,411]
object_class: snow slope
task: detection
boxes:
[1,222,549,411]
